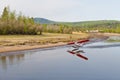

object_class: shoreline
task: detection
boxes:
[0,32,120,53]
[0,42,66,53]
[0,33,89,53]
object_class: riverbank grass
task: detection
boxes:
[0,33,89,53]
[0,33,88,47]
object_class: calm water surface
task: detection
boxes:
[0,42,120,80]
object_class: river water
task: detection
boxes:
[0,42,120,80]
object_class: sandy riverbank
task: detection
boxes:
[0,42,66,53]
[0,33,89,53]
[0,32,119,53]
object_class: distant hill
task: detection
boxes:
[34,18,120,27]
[33,18,120,33]
[34,18,56,24]
[61,20,120,26]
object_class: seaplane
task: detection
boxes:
[67,36,109,60]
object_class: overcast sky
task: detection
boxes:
[0,0,120,22]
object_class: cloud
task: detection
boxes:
[0,0,80,17]
[1,0,120,21]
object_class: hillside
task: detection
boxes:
[63,20,120,26]
[34,18,120,27]
[34,18,56,24]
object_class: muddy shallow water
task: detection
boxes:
[0,42,120,80]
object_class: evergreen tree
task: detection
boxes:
[1,6,9,21]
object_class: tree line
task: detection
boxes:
[42,24,72,34]
[1,6,120,35]
[0,6,42,35]
[35,18,120,34]
[60,20,120,33]
[0,6,73,35]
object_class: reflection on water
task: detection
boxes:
[0,42,120,68]
[0,46,64,70]
[0,53,25,69]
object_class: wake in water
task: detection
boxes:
[83,42,120,48]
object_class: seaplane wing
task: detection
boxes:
[67,37,109,47]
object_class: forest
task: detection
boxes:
[0,6,42,35]
[1,6,120,35]
[34,18,120,33]
[35,18,120,33]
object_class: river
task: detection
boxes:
[0,42,120,80]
